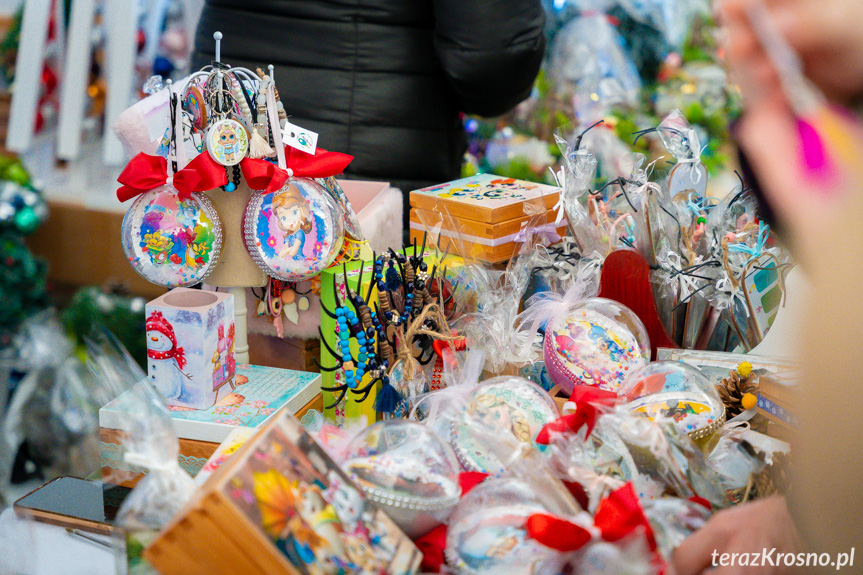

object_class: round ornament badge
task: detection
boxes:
[207,118,248,166]
[184,85,207,130]
[244,177,345,281]
[121,185,222,287]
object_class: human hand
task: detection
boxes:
[718,0,863,105]
[715,0,863,263]
[672,496,802,574]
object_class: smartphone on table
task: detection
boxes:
[13,476,132,535]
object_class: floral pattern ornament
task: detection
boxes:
[121,185,222,287]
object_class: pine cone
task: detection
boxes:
[715,365,759,419]
[754,451,792,498]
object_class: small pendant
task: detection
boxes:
[207,118,249,166]
[283,301,299,324]
[297,295,310,311]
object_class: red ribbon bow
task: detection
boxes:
[283,146,353,180]
[536,387,619,445]
[117,153,219,202]
[526,483,657,553]
[117,145,354,202]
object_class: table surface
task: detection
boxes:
[0,507,113,575]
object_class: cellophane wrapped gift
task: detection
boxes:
[84,332,197,575]
[2,311,115,495]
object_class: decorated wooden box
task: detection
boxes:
[99,364,322,487]
[146,288,235,410]
[409,174,564,264]
[143,407,422,575]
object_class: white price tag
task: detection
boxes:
[281,121,318,155]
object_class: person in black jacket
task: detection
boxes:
[192,0,546,229]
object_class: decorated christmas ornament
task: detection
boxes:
[619,361,726,443]
[121,185,222,287]
[544,298,650,395]
[445,477,574,575]
[450,376,559,474]
[243,178,345,281]
[342,420,461,539]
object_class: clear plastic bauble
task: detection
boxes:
[445,477,566,575]
[342,420,460,538]
[450,376,560,474]
[619,361,726,442]
[543,297,650,396]
[243,177,345,281]
[121,185,222,287]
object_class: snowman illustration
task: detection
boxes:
[146,311,192,401]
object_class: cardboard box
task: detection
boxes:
[144,407,422,575]
[100,364,322,486]
[410,174,560,223]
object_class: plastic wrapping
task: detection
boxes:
[445,474,582,575]
[553,126,603,256]
[1,311,105,495]
[544,403,730,511]
[548,13,642,124]
[83,331,197,575]
[643,497,711,560]
[341,420,461,538]
[616,0,710,50]
[458,251,535,375]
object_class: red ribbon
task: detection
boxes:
[284,146,353,179]
[536,387,619,445]
[458,472,490,496]
[415,525,448,573]
[117,145,353,202]
[526,483,657,554]
[414,472,489,573]
[117,152,229,201]
[594,483,657,552]
[526,513,592,552]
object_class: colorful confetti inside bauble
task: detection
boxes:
[121,185,222,287]
[543,297,650,396]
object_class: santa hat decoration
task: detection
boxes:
[146,310,187,370]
